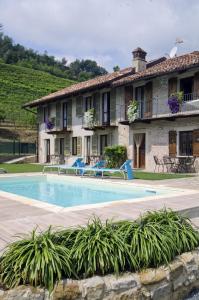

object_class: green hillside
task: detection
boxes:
[0,62,75,126]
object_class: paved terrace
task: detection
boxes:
[0,174,199,253]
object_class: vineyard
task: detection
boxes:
[0,62,75,127]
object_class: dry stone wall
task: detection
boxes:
[1,250,199,300]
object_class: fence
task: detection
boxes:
[0,140,36,155]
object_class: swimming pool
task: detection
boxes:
[0,175,166,208]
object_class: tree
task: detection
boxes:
[69,59,107,81]
[0,31,108,81]
[113,65,120,72]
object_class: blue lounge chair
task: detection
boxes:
[79,160,134,180]
[58,158,85,175]
[43,157,84,174]
[81,160,106,176]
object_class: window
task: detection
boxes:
[179,131,193,156]
[180,77,194,100]
[72,137,77,155]
[135,86,144,118]
[85,96,92,111]
[62,103,67,128]
[59,138,64,155]
[100,135,108,155]
[102,92,110,125]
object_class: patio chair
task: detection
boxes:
[163,156,176,172]
[184,156,196,173]
[153,156,164,173]
[43,157,84,174]
[79,160,134,180]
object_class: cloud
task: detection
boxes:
[0,0,199,71]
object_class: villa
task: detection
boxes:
[23,48,199,172]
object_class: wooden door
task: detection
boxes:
[45,139,50,163]
[134,134,145,168]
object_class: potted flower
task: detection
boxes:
[84,108,95,129]
[45,118,55,130]
[127,100,139,123]
[168,91,184,114]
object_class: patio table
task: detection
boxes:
[175,156,195,173]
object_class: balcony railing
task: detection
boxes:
[82,110,111,130]
[119,93,199,123]
[43,117,71,133]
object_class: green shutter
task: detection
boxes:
[76,96,83,117]
[77,137,82,156]
[93,92,101,126]
[37,107,43,124]
[54,138,59,155]
[110,88,116,125]
[92,134,98,155]
[64,135,71,156]
[67,100,72,130]
[56,103,61,129]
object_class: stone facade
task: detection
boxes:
[2,250,199,299]
[37,66,199,172]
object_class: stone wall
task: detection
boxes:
[1,250,199,300]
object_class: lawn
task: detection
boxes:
[0,163,192,180]
[0,163,43,173]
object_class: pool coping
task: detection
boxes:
[0,172,198,213]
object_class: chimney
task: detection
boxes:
[132,47,147,72]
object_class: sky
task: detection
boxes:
[0,0,199,71]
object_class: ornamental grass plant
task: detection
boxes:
[0,227,73,292]
[0,209,199,292]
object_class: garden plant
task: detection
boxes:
[0,209,199,292]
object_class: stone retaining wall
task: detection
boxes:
[1,250,199,300]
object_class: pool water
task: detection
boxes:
[0,176,165,208]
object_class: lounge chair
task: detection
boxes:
[79,160,134,180]
[81,160,106,176]
[43,157,84,174]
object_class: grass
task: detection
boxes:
[0,163,43,173]
[0,62,75,126]
[134,171,192,180]
[0,163,192,179]
[0,210,199,291]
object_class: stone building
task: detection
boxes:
[24,48,199,172]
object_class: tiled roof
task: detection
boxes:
[113,51,199,87]
[23,51,199,108]
[23,67,134,108]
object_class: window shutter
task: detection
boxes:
[56,102,61,129]
[168,77,177,97]
[144,81,153,117]
[67,100,72,130]
[93,92,101,126]
[110,88,116,125]
[193,129,199,157]
[76,96,83,117]
[54,138,59,155]
[92,134,98,155]
[64,135,71,156]
[125,85,133,119]
[193,72,199,97]
[37,107,43,124]
[77,137,82,156]
[169,131,177,157]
